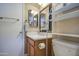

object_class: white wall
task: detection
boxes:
[0,3,24,56]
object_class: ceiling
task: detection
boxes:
[25,3,49,10]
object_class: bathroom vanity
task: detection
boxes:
[25,32,54,56]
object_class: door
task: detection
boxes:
[0,3,23,56]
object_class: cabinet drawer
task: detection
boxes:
[28,38,35,47]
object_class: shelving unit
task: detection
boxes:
[52,3,79,39]
[54,10,79,22]
[52,33,79,38]
[55,3,79,14]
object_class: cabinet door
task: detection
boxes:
[29,45,35,56]
[35,40,46,56]
[47,39,52,56]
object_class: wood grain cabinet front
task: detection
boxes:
[25,36,53,56]
[35,40,46,56]
[29,44,35,56]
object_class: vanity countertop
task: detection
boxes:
[26,32,52,40]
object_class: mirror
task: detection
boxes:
[39,4,52,32]
[28,10,38,27]
[39,6,49,32]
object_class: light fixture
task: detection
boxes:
[34,18,37,21]
[31,10,38,15]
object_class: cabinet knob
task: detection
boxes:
[38,43,45,49]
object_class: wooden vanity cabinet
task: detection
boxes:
[25,36,53,56]
[24,36,29,54]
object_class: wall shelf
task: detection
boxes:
[54,10,79,22]
[55,3,79,14]
[52,33,79,38]
[52,3,79,43]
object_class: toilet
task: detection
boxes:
[52,39,79,56]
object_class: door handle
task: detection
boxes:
[20,32,22,34]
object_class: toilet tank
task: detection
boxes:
[53,39,79,56]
